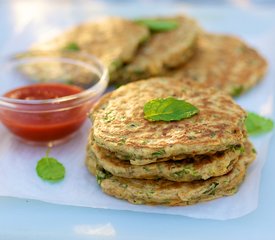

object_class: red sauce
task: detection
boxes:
[1,83,89,142]
[5,83,82,100]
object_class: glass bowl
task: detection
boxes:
[0,51,109,145]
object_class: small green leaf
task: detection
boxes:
[245,112,274,136]
[231,85,244,97]
[135,19,179,32]
[63,42,80,51]
[36,154,65,182]
[144,97,199,122]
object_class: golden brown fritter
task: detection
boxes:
[87,136,242,182]
[168,33,267,96]
[91,78,247,163]
[111,16,199,83]
[32,17,150,73]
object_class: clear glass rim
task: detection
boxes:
[0,51,109,110]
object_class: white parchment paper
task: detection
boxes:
[0,12,275,220]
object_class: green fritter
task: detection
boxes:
[111,16,199,83]
[87,136,243,182]
[30,17,150,74]
[93,141,255,206]
[91,78,247,163]
[167,33,267,96]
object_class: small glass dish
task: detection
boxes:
[0,51,108,145]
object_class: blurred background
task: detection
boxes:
[1,0,275,57]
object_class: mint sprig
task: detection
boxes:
[144,97,199,122]
[36,150,65,182]
[135,19,179,32]
[245,112,274,136]
[63,42,80,51]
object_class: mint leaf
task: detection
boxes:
[144,97,199,122]
[63,42,80,51]
[36,155,65,182]
[135,19,179,32]
[245,112,274,135]
[231,85,244,97]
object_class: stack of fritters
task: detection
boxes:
[86,78,256,206]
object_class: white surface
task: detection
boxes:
[0,7,275,220]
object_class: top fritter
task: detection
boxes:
[91,78,247,163]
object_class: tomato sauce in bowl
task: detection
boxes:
[1,83,88,142]
[0,51,108,144]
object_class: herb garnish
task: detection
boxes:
[202,182,219,195]
[152,149,166,157]
[231,86,244,97]
[36,150,65,182]
[63,42,80,51]
[144,97,199,122]
[245,112,274,136]
[135,19,179,32]
[96,169,112,185]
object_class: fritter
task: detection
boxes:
[91,78,247,164]
[31,17,150,74]
[87,136,243,182]
[111,16,199,83]
[168,33,267,96]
